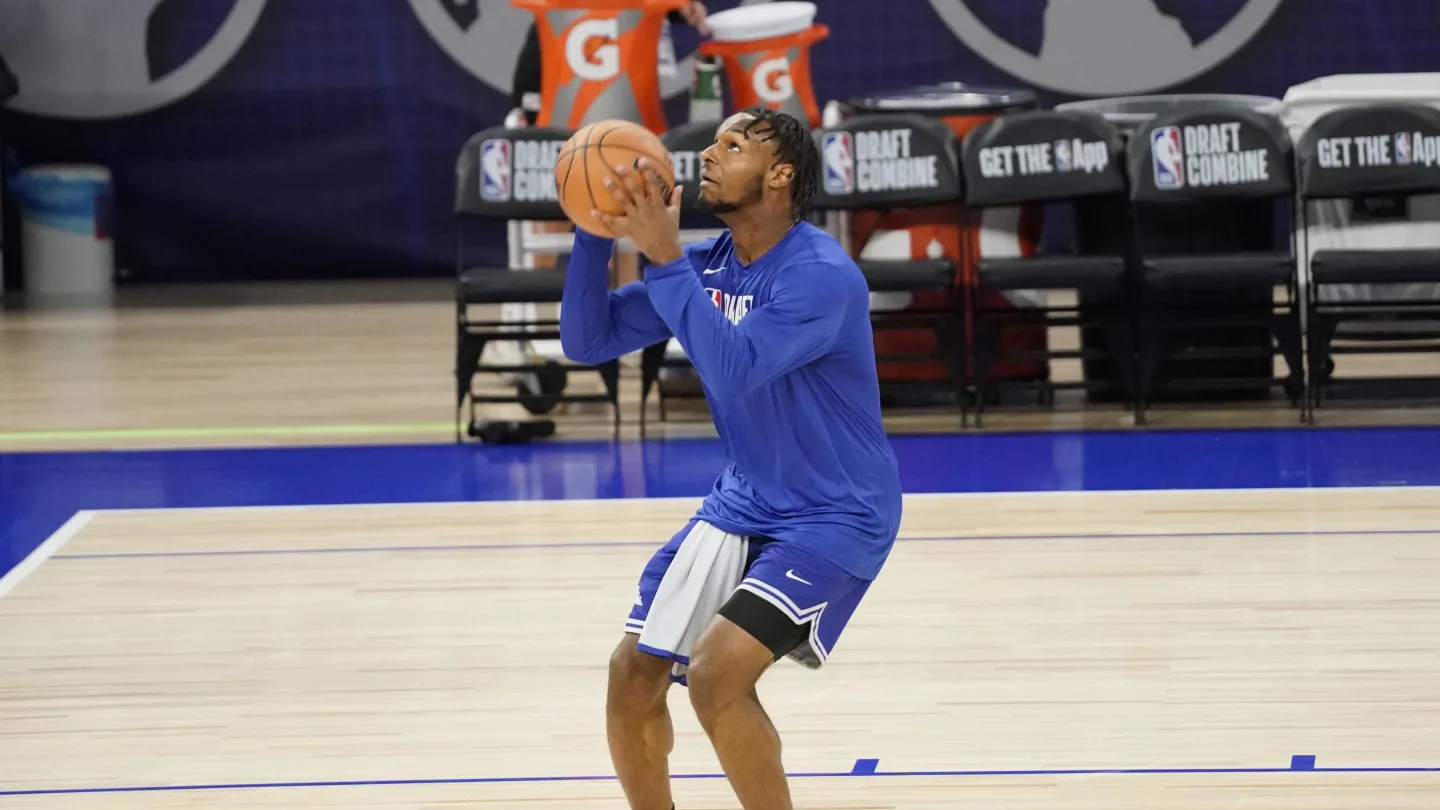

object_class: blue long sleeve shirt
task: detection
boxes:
[560,223,902,580]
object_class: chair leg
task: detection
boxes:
[1307,310,1339,416]
[971,311,1003,428]
[597,359,622,437]
[455,331,487,441]
[1270,310,1305,409]
[933,317,967,428]
[1101,315,1141,426]
[639,342,668,433]
[1135,311,1164,424]
[959,282,974,429]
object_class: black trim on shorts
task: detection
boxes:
[718,588,810,661]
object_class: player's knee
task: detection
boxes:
[685,650,743,727]
[607,637,670,704]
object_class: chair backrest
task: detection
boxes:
[811,113,963,211]
[454,124,575,220]
[1127,106,1295,202]
[1296,102,1440,200]
[961,110,1126,207]
[661,119,723,210]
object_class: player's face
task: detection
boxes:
[694,113,777,215]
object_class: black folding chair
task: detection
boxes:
[960,109,1134,426]
[1125,106,1303,423]
[452,124,621,441]
[810,112,969,422]
[1295,102,1440,421]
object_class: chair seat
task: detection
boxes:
[1143,253,1293,287]
[1312,249,1440,284]
[977,255,1125,290]
[460,267,566,304]
[857,258,955,292]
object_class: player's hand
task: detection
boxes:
[679,1,710,36]
[595,158,685,266]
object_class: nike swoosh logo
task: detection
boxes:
[702,267,725,274]
[785,569,812,586]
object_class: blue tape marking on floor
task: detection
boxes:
[851,758,880,775]
[6,762,1439,797]
[1292,755,1317,770]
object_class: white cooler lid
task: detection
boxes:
[707,1,816,42]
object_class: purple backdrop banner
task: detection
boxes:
[0,0,1435,286]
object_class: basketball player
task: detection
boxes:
[558,108,903,810]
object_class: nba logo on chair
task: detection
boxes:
[1151,126,1185,189]
[1395,132,1413,165]
[823,131,854,194]
[480,139,511,202]
[1053,139,1073,172]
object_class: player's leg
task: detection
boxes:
[606,520,696,810]
[685,612,801,810]
[607,632,677,810]
[686,541,872,810]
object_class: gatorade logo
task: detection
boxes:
[565,17,621,82]
[751,57,794,105]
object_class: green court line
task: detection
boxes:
[0,422,456,442]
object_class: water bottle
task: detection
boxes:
[689,55,724,124]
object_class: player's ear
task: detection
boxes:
[769,162,795,190]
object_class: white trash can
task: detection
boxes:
[12,164,115,301]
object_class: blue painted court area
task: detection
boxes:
[3,425,1440,579]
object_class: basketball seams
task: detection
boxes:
[558,121,675,236]
[596,144,674,201]
[580,122,601,216]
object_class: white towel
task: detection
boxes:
[637,521,750,685]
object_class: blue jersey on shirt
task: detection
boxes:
[559,222,902,580]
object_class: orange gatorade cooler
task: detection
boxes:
[840,83,1047,391]
[699,2,828,127]
[512,0,688,133]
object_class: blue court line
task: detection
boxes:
[7,759,1440,797]
[851,758,880,774]
[48,527,1440,561]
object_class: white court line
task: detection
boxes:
[87,485,1440,516]
[0,511,95,600]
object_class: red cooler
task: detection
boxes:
[512,0,688,133]
[699,2,828,127]
[839,83,1048,388]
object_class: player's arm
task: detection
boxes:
[558,229,675,365]
[642,258,848,401]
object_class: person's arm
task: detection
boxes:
[559,230,676,365]
[642,259,849,401]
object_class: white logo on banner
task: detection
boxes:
[925,0,1284,96]
[565,17,621,81]
[0,0,268,120]
[751,57,794,104]
[410,0,782,100]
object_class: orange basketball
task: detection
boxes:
[554,120,676,238]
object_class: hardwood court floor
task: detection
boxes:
[3,488,1440,808]
[5,281,1440,452]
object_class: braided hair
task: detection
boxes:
[736,106,820,223]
